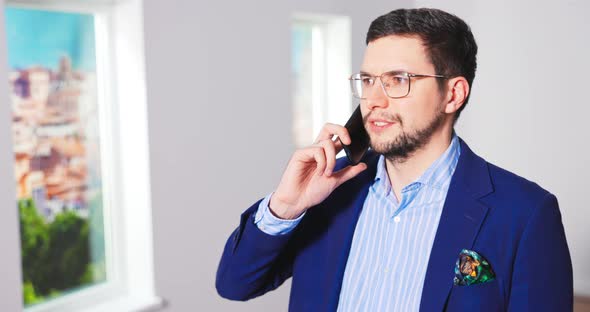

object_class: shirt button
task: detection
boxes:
[384,268,389,273]
[394,216,401,223]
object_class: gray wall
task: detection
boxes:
[0,0,24,310]
[141,0,410,310]
[0,0,587,311]
[415,0,590,297]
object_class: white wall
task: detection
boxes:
[415,0,590,297]
[141,0,410,310]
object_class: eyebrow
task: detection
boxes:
[360,69,408,76]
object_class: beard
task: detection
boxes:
[365,108,446,164]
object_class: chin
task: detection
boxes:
[369,139,396,154]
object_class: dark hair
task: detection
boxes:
[366,8,478,123]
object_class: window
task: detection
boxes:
[3,1,161,311]
[291,14,352,148]
[7,5,107,307]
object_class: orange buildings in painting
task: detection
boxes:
[11,56,95,220]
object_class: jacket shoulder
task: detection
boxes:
[488,161,551,196]
[483,161,556,218]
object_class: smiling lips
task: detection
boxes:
[367,118,396,133]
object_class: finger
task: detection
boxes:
[317,140,337,176]
[332,137,344,153]
[333,162,367,186]
[315,123,351,145]
[307,146,326,176]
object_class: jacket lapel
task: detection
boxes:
[419,138,494,311]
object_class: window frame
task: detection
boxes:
[1,0,163,311]
[292,13,353,147]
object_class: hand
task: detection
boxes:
[270,123,368,220]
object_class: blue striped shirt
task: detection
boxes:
[255,134,461,311]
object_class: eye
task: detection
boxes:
[391,76,408,85]
[360,77,373,86]
[382,72,408,88]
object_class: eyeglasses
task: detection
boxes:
[349,71,450,99]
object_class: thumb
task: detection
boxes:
[333,162,368,187]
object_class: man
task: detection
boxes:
[216,8,572,311]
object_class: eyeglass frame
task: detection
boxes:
[348,70,451,99]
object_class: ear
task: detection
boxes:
[444,77,470,114]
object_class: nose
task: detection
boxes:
[364,77,389,111]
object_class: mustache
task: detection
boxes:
[363,110,402,124]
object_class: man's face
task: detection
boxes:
[360,35,448,163]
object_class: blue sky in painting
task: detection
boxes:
[5,7,96,71]
[291,24,312,75]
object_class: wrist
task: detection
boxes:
[269,194,304,220]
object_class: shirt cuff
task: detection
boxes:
[254,192,306,236]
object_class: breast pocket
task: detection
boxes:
[445,279,505,312]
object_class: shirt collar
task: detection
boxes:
[372,133,461,195]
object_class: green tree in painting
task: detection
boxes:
[19,199,51,296]
[19,198,96,305]
[46,210,90,292]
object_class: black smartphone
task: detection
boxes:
[340,104,370,165]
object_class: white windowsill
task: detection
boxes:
[82,295,166,312]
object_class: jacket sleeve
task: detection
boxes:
[507,193,573,311]
[254,193,305,236]
[215,199,299,301]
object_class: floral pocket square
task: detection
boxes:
[453,249,495,286]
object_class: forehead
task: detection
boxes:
[361,35,434,75]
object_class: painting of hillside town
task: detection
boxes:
[6,7,106,305]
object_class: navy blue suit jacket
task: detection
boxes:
[216,138,573,311]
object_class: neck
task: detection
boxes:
[385,128,454,198]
